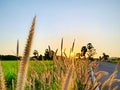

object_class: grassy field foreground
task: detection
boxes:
[1,59,98,90]
[1,59,120,90]
[1,60,53,90]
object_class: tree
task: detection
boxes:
[48,45,54,60]
[44,49,50,60]
[87,43,93,50]
[99,56,102,61]
[81,46,87,57]
[80,43,96,60]
[33,50,39,59]
[38,54,43,60]
[49,50,54,60]
[102,53,109,61]
[87,43,96,60]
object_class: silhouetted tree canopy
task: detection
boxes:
[87,43,96,59]
[87,43,93,50]
[38,54,43,60]
[102,53,109,60]
[32,50,39,60]
[81,46,87,56]
[33,50,38,56]
[44,48,54,60]
[79,43,96,60]
[44,49,50,60]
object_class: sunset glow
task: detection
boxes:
[0,0,120,57]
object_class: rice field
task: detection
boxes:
[0,59,92,90]
[1,59,120,90]
[1,60,53,90]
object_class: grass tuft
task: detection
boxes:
[0,60,6,90]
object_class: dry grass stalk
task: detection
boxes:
[90,60,120,90]
[48,45,51,58]
[62,66,73,90]
[101,69,118,90]
[71,39,75,52]
[12,79,15,90]
[16,16,36,90]
[89,82,100,90]
[55,49,58,56]
[63,48,67,58]
[0,61,6,90]
[113,86,119,90]
[61,38,63,57]
[95,71,109,81]
[72,59,92,90]
[17,39,19,57]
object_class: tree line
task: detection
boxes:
[0,55,18,60]
[32,43,97,61]
[31,47,54,60]
[0,43,110,61]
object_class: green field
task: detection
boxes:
[1,61,18,89]
[1,60,54,90]
[109,59,120,63]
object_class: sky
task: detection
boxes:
[0,0,120,57]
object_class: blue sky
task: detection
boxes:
[0,0,120,57]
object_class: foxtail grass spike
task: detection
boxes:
[62,66,73,90]
[55,49,58,55]
[48,45,51,57]
[61,38,63,57]
[69,48,72,58]
[48,45,51,52]
[63,48,67,58]
[71,39,75,52]
[16,16,36,90]
[17,39,19,57]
